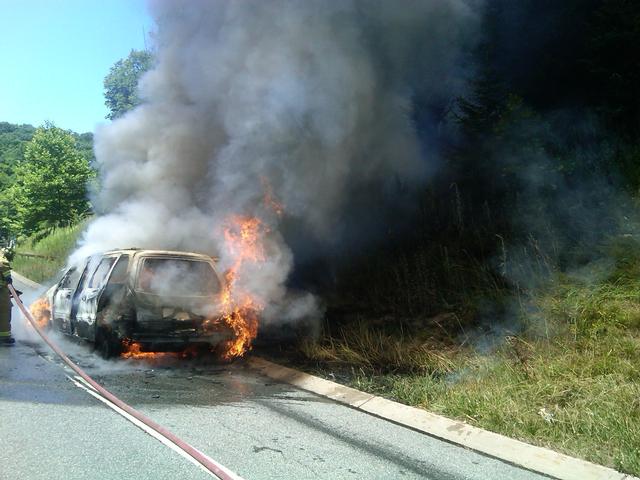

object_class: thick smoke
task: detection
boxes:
[74,0,482,327]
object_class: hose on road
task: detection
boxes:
[7,283,242,480]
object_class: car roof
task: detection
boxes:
[101,248,218,262]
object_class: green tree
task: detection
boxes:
[7,123,94,236]
[103,49,153,120]
[0,122,36,239]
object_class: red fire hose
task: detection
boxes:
[8,283,242,480]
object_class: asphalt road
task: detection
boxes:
[0,277,549,480]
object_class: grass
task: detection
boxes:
[12,221,87,283]
[343,334,640,475]
[301,319,459,375]
[297,237,640,476]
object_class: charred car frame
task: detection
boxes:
[44,249,234,358]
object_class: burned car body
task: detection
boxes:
[45,249,233,357]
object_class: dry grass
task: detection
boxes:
[300,319,458,375]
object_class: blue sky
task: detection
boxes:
[0,0,153,133]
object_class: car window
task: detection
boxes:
[136,258,221,296]
[88,257,117,288]
[75,255,102,294]
[107,255,130,285]
[59,268,79,289]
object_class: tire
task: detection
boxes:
[95,326,123,359]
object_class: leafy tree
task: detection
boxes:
[6,123,95,236]
[0,122,36,186]
[0,122,36,239]
[74,131,94,164]
[103,49,153,120]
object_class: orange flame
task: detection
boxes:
[29,297,51,330]
[118,214,267,361]
[120,339,197,360]
[217,215,265,359]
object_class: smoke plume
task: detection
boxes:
[74,0,482,328]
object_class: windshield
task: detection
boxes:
[136,258,221,297]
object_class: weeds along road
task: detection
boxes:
[0,279,547,480]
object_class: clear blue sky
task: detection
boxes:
[0,0,153,133]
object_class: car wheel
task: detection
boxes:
[95,326,123,359]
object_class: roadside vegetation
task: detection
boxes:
[0,122,93,241]
[12,221,87,283]
[0,121,93,283]
[297,236,640,476]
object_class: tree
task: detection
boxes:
[103,49,154,120]
[7,123,95,236]
[0,123,36,239]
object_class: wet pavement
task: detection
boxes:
[0,342,214,480]
[0,280,549,480]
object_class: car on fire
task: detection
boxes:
[43,249,234,358]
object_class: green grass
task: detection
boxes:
[343,334,640,475]
[299,237,640,476]
[12,221,87,283]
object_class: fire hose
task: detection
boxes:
[7,283,242,480]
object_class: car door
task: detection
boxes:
[75,255,120,339]
[51,267,80,333]
[70,255,101,330]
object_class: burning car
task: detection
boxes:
[43,249,235,358]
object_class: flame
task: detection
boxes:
[216,215,265,359]
[29,297,51,330]
[120,338,198,360]
[118,214,267,361]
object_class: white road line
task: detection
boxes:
[65,374,233,479]
[11,278,243,480]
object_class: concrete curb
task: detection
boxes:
[247,356,636,480]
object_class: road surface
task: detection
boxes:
[0,276,548,480]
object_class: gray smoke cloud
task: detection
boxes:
[73,0,483,327]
